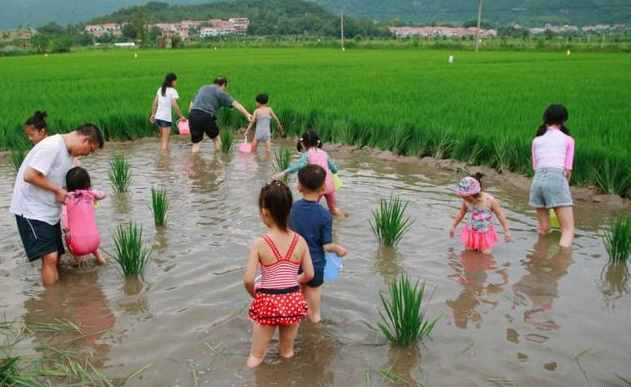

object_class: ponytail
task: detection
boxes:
[536,104,570,137]
[25,111,48,131]
[161,73,177,97]
[297,130,322,152]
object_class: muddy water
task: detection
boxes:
[1,138,630,387]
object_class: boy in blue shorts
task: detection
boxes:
[289,165,347,323]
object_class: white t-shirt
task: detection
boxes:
[10,134,73,225]
[155,87,179,123]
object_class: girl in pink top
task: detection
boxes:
[529,104,575,248]
[62,167,106,265]
[244,180,314,368]
[275,130,344,216]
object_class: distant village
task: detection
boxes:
[83,18,250,41]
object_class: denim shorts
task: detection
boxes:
[155,119,172,128]
[529,168,573,209]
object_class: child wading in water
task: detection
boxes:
[62,167,106,265]
[449,174,512,255]
[290,165,347,323]
[24,111,49,145]
[244,94,283,154]
[244,180,314,368]
[275,130,344,216]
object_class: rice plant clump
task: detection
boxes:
[112,223,151,277]
[370,196,414,247]
[273,146,292,183]
[151,187,169,227]
[220,129,233,153]
[603,215,631,263]
[109,153,132,193]
[378,275,439,346]
[9,149,26,172]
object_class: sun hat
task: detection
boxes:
[456,176,481,197]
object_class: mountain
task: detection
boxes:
[1,0,630,29]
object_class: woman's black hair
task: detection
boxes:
[297,130,322,152]
[536,104,570,137]
[258,180,293,231]
[66,167,91,192]
[161,73,177,97]
[25,111,47,131]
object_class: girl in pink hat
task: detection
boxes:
[449,173,512,254]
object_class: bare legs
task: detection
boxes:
[536,207,574,248]
[42,252,59,286]
[247,323,299,368]
[303,286,322,323]
[159,126,171,151]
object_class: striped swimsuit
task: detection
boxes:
[248,232,308,326]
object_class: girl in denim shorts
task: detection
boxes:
[529,104,575,248]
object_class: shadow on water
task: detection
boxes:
[446,250,509,330]
[512,236,573,337]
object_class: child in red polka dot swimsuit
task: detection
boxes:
[244,180,315,368]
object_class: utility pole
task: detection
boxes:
[475,0,483,52]
[340,10,345,51]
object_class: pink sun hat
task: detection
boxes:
[456,176,481,197]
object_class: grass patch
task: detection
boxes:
[273,146,292,184]
[220,129,233,154]
[602,215,631,263]
[378,275,439,346]
[112,223,151,277]
[151,187,169,227]
[370,196,414,247]
[108,153,132,193]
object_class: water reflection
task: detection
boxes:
[446,250,508,329]
[512,238,572,332]
[600,262,630,307]
[385,346,422,386]
[23,270,114,363]
[374,247,404,285]
[118,277,150,316]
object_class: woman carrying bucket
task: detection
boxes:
[188,76,253,154]
[150,73,186,151]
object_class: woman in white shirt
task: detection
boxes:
[150,73,186,151]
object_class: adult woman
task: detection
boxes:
[529,104,575,247]
[150,73,185,151]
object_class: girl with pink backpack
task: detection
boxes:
[274,130,343,216]
[62,167,106,265]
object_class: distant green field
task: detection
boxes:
[1,49,630,195]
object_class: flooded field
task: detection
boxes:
[1,138,630,387]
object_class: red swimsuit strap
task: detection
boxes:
[262,233,300,262]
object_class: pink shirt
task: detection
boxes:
[531,127,575,170]
[62,189,105,255]
[307,148,335,194]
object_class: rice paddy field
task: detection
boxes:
[1,48,631,195]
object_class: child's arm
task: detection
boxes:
[324,243,347,257]
[297,241,314,285]
[449,202,468,238]
[172,98,186,121]
[62,204,69,232]
[564,137,575,180]
[269,108,284,135]
[491,196,512,241]
[150,95,158,123]
[243,240,260,298]
[321,212,346,256]
[327,158,339,174]
[273,152,308,180]
[91,190,106,201]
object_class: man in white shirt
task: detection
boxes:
[11,124,104,286]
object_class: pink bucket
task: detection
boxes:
[178,120,190,136]
[238,135,251,153]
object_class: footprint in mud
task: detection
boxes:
[506,328,520,344]
[544,361,558,371]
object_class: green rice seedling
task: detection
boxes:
[9,149,26,172]
[378,275,439,346]
[108,153,132,193]
[492,136,511,173]
[220,129,234,153]
[602,215,631,263]
[370,196,414,247]
[112,223,151,277]
[593,161,631,197]
[273,146,292,184]
[151,187,169,227]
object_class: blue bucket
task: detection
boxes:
[324,252,343,283]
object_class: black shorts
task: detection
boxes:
[189,109,219,143]
[154,119,172,129]
[300,260,325,288]
[15,215,65,262]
